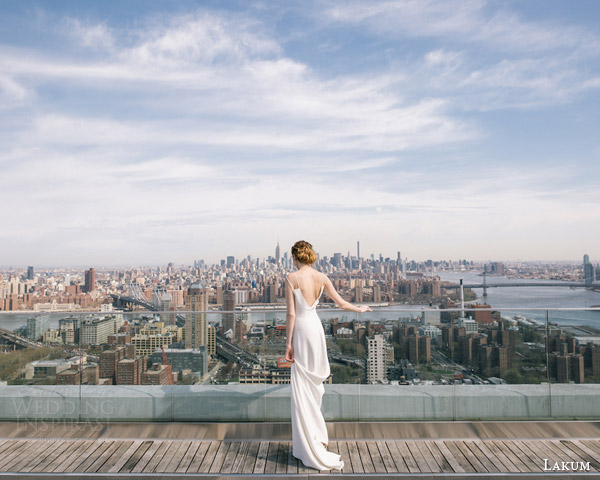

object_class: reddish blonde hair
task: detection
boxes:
[291,240,317,264]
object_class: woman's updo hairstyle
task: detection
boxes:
[291,240,317,265]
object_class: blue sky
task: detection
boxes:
[1,0,599,266]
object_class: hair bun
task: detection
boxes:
[291,240,317,264]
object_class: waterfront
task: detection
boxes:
[438,271,600,328]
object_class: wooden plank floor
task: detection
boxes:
[0,438,599,476]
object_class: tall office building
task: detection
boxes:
[84,268,96,293]
[357,241,360,260]
[367,334,386,383]
[207,324,216,356]
[26,316,50,341]
[584,254,594,287]
[223,290,236,338]
[275,242,281,264]
[27,266,34,281]
[592,345,600,378]
[184,284,208,349]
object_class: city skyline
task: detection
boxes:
[1,1,599,265]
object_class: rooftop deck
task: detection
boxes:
[1,421,599,479]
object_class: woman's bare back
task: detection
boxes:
[288,267,324,307]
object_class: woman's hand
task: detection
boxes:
[285,344,294,362]
[357,305,372,313]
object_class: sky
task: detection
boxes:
[1,0,599,266]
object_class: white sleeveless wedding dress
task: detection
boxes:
[288,272,344,471]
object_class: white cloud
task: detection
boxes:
[64,18,115,50]
[0,3,599,263]
[0,74,27,103]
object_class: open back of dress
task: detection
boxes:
[289,272,345,471]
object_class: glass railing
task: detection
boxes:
[1,306,599,423]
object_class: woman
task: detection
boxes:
[284,240,371,471]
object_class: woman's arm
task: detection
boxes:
[322,273,372,313]
[284,274,296,361]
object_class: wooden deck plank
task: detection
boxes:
[69,439,112,473]
[525,439,566,469]
[337,440,353,473]
[472,439,512,472]
[542,439,582,464]
[506,439,543,472]
[570,439,600,468]
[356,441,376,473]
[264,441,279,474]
[186,440,212,474]
[1,439,47,471]
[30,440,77,473]
[232,441,251,474]
[433,440,465,473]
[163,440,193,473]
[153,440,183,473]
[415,440,442,473]
[296,450,310,474]
[581,439,600,458]
[0,439,13,454]
[482,440,521,473]
[366,440,387,473]
[465,439,501,473]
[52,439,96,473]
[0,440,31,469]
[395,440,421,474]
[197,440,221,473]
[560,440,600,470]
[130,440,163,473]
[496,440,535,473]
[374,441,396,473]
[0,439,20,458]
[286,440,299,474]
[242,441,261,474]
[385,439,410,473]
[274,440,288,474]
[347,441,364,473]
[220,441,241,474]
[97,440,134,473]
[253,441,270,474]
[62,440,105,473]
[208,440,231,473]
[118,440,153,473]
[175,440,203,473]
[443,440,476,473]
[329,441,342,474]
[422,440,453,473]
[512,439,545,472]
[455,440,489,473]
[85,440,124,473]
[406,440,429,473]
[140,440,171,473]
[45,440,91,473]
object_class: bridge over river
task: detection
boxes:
[444,277,591,297]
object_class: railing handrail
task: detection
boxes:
[1,306,600,315]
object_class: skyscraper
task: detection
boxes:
[275,241,281,264]
[357,241,360,260]
[223,290,236,338]
[84,268,96,293]
[27,266,34,281]
[584,254,594,287]
[185,284,208,349]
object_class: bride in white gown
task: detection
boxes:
[284,240,371,471]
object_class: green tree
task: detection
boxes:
[502,369,523,384]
